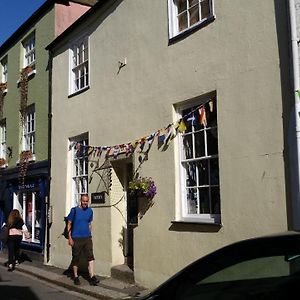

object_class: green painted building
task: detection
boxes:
[0,0,92,260]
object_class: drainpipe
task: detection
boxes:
[288,0,300,229]
[45,48,53,263]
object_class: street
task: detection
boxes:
[0,265,97,300]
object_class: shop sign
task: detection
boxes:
[18,183,36,190]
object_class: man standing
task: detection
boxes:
[67,194,99,286]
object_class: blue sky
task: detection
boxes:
[0,0,46,46]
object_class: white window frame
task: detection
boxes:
[70,136,89,207]
[176,97,220,224]
[22,105,35,155]
[22,33,35,69]
[168,0,214,39]
[1,56,8,83]
[69,36,89,95]
[0,120,6,161]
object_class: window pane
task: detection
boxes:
[186,162,197,187]
[199,187,210,213]
[189,5,199,26]
[198,160,208,185]
[201,0,211,19]
[207,127,218,155]
[178,12,188,32]
[177,0,187,13]
[189,0,198,6]
[183,134,193,159]
[195,131,205,157]
[187,188,198,214]
[210,158,219,185]
[211,187,220,214]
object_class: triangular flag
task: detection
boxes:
[199,106,207,127]
[157,128,166,143]
[178,119,187,133]
[209,100,214,112]
[187,113,196,126]
[164,124,176,146]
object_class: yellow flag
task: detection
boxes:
[178,120,186,133]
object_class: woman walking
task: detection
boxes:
[6,209,30,271]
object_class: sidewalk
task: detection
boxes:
[0,250,147,300]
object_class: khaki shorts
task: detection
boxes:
[72,237,95,265]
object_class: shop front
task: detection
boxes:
[0,161,48,254]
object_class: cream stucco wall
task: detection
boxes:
[49,0,291,288]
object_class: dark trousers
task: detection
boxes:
[7,235,22,265]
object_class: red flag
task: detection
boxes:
[199,106,207,127]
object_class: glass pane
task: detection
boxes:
[183,134,193,159]
[187,188,198,214]
[199,187,210,213]
[198,160,208,185]
[189,5,199,26]
[189,0,198,7]
[79,159,84,176]
[211,187,220,214]
[195,131,205,158]
[75,178,80,193]
[185,162,197,187]
[201,0,211,19]
[178,12,188,32]
[207,127,218,155]
[177,0,187,13]
[210,158,219,186]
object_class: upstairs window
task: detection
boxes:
[0,119,6,160]
[178,96,220,224]
[168,0,214,39]
[22,33,35,69]
[71,136,88,206]
[23,105,35,154]
[1,56,8,83]
[70,37,89,94]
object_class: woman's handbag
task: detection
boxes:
[0,224,9,244]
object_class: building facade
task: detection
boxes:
[47,0,294,288]
[0,0,91,259]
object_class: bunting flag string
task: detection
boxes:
[70,98,215,160]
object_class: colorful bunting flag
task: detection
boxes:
[199,106,207,127]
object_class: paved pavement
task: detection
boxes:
[0,249,147,300]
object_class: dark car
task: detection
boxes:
[130,231,300,299]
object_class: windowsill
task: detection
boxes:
[170,220,222,232]
[16,155,36,165]
[68,86,90,98]
[17,69,36,84]
[169,15,216,44]
[171,220,222,226]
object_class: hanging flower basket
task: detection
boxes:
[0,158,7,167]
[129,177,157,200]
[20,150,33,161]
[0,82,7,90]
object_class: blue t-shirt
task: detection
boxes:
[67,206,93,238]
